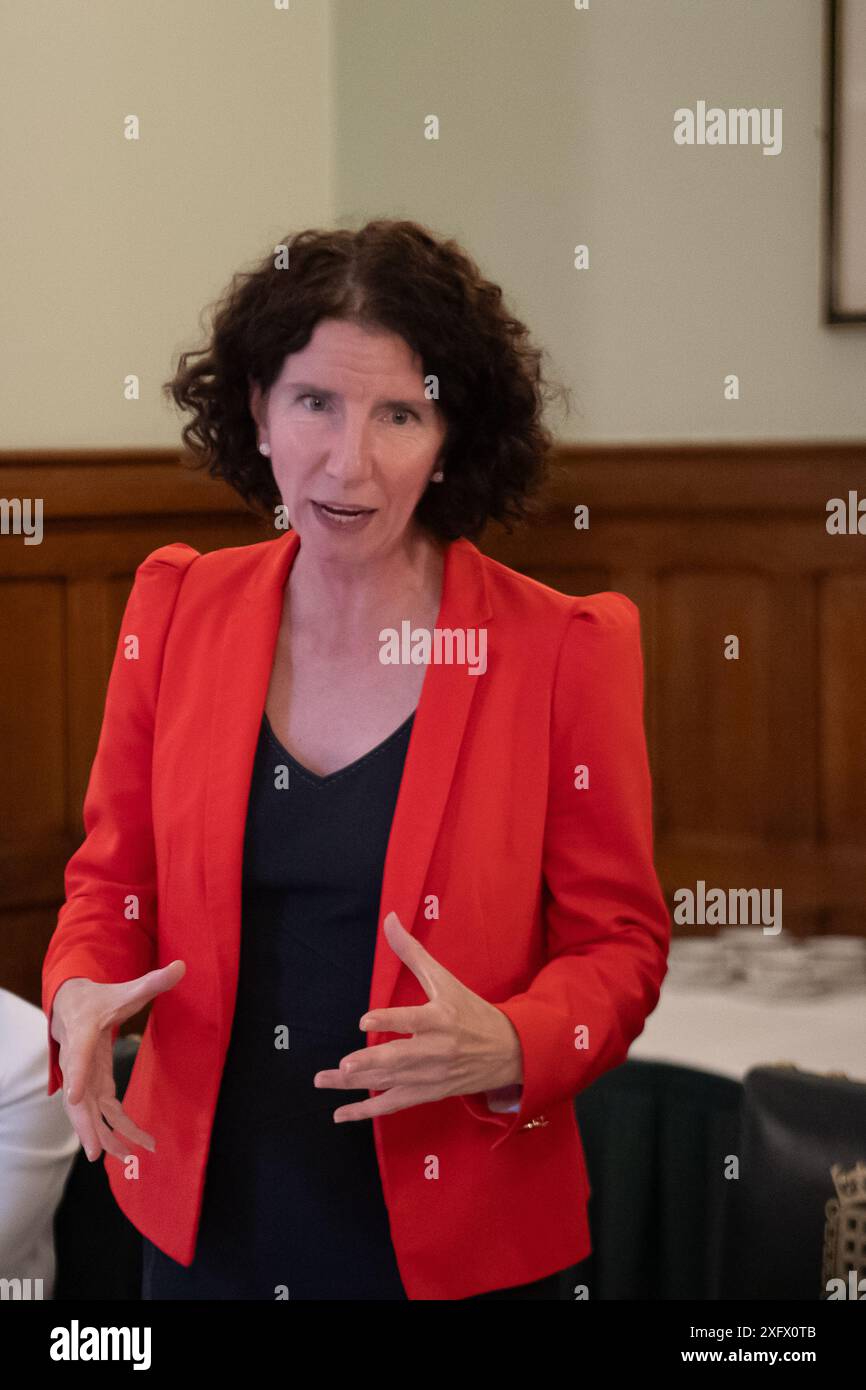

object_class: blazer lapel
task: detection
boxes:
[203,528,493,1044]
[204,530,299,1041]
[369,538,492,1015]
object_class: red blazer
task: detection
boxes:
[42,529,670,1300]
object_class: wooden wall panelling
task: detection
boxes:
[482,442,866,940]
[821,573,866,845]
[0,452,267,1004]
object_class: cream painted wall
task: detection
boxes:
[3,1,863,448]
[0,0,334,446]
[332,0,866,442]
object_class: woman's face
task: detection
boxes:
[249,317,447,561]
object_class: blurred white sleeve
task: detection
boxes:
[0,988,80,1298]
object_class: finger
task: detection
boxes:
[314,1068,361,1091]
[104,959,186,1027]
[67,1094,103,1163]
[382,911,452,999]
[99,1096,156,1152]
[360,1004,435,1036]
[346,1045,450,1090]
[333,1083,438,1124]
[315,1037,427,1088]
[323,1064,431,1092]
[94,1111,133,1163]
[61,1030,99,1109]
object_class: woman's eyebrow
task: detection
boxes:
[285,381,433,412]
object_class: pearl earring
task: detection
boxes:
[259,442,271,457]
[431,469,444,482]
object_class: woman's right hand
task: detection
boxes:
[50,960,186,1163]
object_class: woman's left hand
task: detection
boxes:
[314,910,524,1123]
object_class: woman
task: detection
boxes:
[42,219,670,1300]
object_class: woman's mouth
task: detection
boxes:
[312,500,377,529]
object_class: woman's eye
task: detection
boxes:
[296,395,418,424]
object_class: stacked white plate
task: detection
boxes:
[665,933,866,998]
[665,937,735,989]
[807,935,866,993]
[719,927,826,998]
[665,930,854,998]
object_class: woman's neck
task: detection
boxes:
[284,529,448,657]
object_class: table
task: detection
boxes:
[629,981,866,1082]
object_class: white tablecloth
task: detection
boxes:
[628,981,866,1084]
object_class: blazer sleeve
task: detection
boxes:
[460,593,670,1148]
[41,542,199,1096]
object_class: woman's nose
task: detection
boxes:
[324,433,375,483]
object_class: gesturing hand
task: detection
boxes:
[50,960,186,1162]
[313,911,523,1123]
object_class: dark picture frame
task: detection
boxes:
[826,0,866,322]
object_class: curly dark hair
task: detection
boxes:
[163,219,569,542]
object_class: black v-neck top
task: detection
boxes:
[142,709,415,1300]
